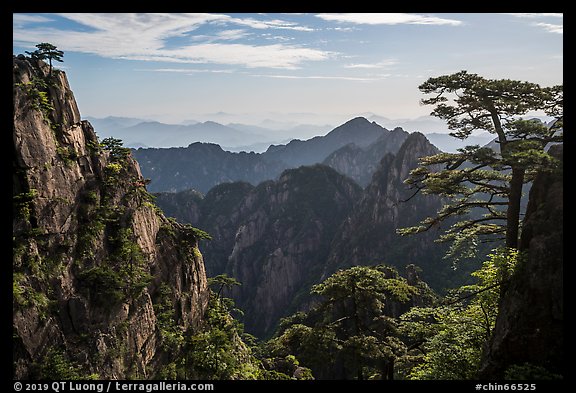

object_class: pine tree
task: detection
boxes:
[26,43,64,77]
[398,71,562,258]
[267,265,428,379]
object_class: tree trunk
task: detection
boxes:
[506,166,525,249]
[357,367,363,380]
[350,284,363,380]
[381,358,394,380]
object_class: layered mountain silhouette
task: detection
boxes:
[134,117,411,193]
[87,116,332,150]
[154,133,478,337]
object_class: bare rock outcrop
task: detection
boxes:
[13,55,209,379]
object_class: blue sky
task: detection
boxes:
[13,13,563,126]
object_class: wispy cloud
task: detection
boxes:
[504,13,563,18]
[189,29,250,43]
[222,16,315,32]
[503,13,563,34]
[212,29,250,41]
[13,13,331,69]
[534,22,563,34]
[316,13,463,26]
[13,14,54,25]
[344,59,399,69]
[254,74,391,82]
[145,68,238,74]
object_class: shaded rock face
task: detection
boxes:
[134,117,406,194]
[153,189,204,225]
[154,134,459,338]
[225,166,363,336]
[156,166,362,337]
[13,56,209,379]
[479,144,563,379]
[322,127,409,187]
[323,133,458,289]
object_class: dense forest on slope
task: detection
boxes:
[13,48,563,382]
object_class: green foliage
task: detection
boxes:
[85,139,101,155]
[13,255,61,321]
[208,274,241,300]
[186,324,242,379]
[75,215,105,261]
[504,363,563,380]
[181,223,212,241]
[268,265,425,379]
[17,77,54,119]
[399,71,563,257]
[77,265,125,306]
[105,162,123,175]
[13,189,38,221]
[153,284,185,352]
[56,146,79,165]
[77,225,151,306]
[13,273,29,307]
[398,248,518,379]
[26,43,64,77]
[33,347,98,380]
[158,293,269,380]
[110,227,152,295]
[100,137,131,161]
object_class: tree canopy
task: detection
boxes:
[26,42,64,77]
[265,265,432,379]
[399,71,562,259]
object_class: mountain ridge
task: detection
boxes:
[133,117,408,193]
[153,133,472,337]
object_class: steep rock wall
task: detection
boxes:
[13,55,209,379]
[323,133,458,289]
[479,144,563,379]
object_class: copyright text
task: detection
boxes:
[13,382,214,393]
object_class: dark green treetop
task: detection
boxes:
[26,42,64,77]
[398,71,562,259]
[267,265,428,379]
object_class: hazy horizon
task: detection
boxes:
[13,13,562,128]
[84,111,452,132]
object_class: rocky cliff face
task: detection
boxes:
[156,166,362,337]
[479,144,563,379]
[323,133,460,289]
[154,134,463,338]
[224,165,363,336]
[323,127,409,187]
[13,55,209,379]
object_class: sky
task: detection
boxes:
[13,13,563,127]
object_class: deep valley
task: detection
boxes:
[13,49,563,382]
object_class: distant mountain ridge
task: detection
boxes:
[89,118,264,148]
[153,133,475,337]
[87,116,330,150]
[133,117,407,193]
[132,142,287,193]
[89,113,497,153]
[261,117,387,167]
